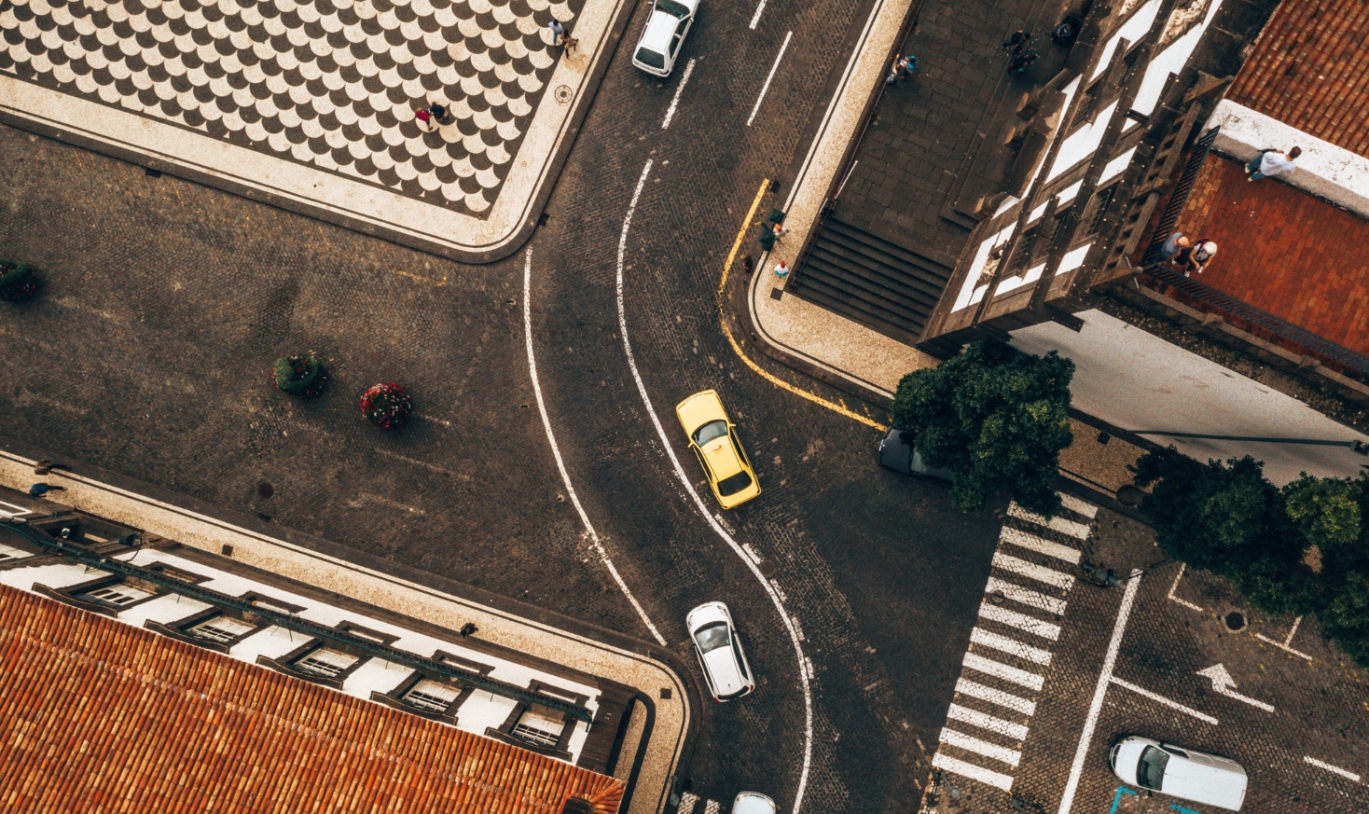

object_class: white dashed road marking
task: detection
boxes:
[747,31,793,127]
[1304,756,1361,783]
[661,58,697,130]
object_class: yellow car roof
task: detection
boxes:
[700,436,744,480]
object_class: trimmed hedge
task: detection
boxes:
[360,382,413,430]
[0,262,39,302]
[272,354,328,398]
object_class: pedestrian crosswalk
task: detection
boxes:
[930,495,1098,794]
[677,792,724,814]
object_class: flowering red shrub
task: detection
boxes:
[360,383,413,430]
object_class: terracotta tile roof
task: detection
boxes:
[1227,0,1369,157]
[1169,155,1369,355]
[0,583,625,813]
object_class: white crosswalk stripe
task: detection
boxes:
[940,727,1022,766]
[979,602,1062,640]
[932,494,1095,797]
[705,801,721,814]
[677,793,726,814]
[678,792,699,814]
[999,526,1082,565]
[992,552,1075,591]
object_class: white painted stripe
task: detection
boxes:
[523,249,665,646]
[747,31,792,127]
[971,627,1053,665]
[617,159,813,813]
[1304,756,1361,783]
[677,793,699,814]
[932,752,1015,792]
[979,602,1061,641]
[660,58,696,129]
[993,552,1075,591]
[985,577,1068,615]
[941,728,1021,767]
[1167,562,1204,612]
[956,678,1036,716]
[0,500,31,517]
[1109,677,1218,725]
[1000,526,1081,565]
[747,0,767,29]
[962,652,1044,691]
[1059,494,1098,518]
[1009,502,1091,538]
[946,704,1029,741]
[704,800,721,814]
[1057,571,1143,814]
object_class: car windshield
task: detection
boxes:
[695,622,730,653]
[1137,746,1169,790]
[657,0,690,17]
[693,420,728,446]
[718,471,753,496]
[635,46,665,68]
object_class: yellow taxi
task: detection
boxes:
[675,390,761,509]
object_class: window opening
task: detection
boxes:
[294,647,359,678]
[404,679,461,713]
[188,615,257,644]
[81,584,154,608]
[512,705,566,748]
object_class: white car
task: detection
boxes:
[731,791,777,814]
[631,0,698,77]
[686,602,756,702]
[1109,736,1248,811]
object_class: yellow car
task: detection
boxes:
[675,390,761,509]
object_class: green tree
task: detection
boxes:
[892,339,1074,516]
[1284,474,1369,660]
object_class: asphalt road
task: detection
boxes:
[0,0,1009,809]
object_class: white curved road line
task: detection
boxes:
[523,248,667,647]
[617,159,815,811]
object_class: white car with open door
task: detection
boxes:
[686,601,755,702]
[631,0,698,77]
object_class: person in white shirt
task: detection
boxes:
[1246,147,1300,181]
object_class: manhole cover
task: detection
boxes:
[257,482,274,498]
[1224,611,1247,632]
[1116,484,1144,507]
[757,559,777,579]
[554,85,573,103]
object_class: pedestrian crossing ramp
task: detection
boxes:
[930,494,1098,794]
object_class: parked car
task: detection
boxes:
[731,791,777,814]
[631,0,698,77]
[1109,736,1248,811]
[675,390,761,509]
[686,602,756,702]
[876,428,953,483]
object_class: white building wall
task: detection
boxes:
[1010,310,1369,484]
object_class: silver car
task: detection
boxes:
[1109,736,1248,811]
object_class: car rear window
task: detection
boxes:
[695,622,730,653]
[1138,745,1169,790]
[635,46,665,68]
[693,420,728,446]
[718,471,753,496]
[657,0,690,16]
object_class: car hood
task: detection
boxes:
[731,793,776,814]
[1162,756,1247,810]
[1112,740,1145,785]
[677,390,726,435]
[703,647,746,695]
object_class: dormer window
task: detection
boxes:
[187,615,257,645]
[293,646,359,679]
[404,679,462,713]
[511,705,567,748]
[80,583,154,608]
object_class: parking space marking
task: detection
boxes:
[1304,756,1361,783]
[979,602,1062,640]
[1254,615,1313,661]
[1057,570,1143,814]
[747,0,768,29]
[986,577,1069,615]
[993,552,1076,591]
[1109,677,1218,725]
[524,249,667,646]
[956,677,1037,715]
[1060,494,1098,518]
[971,627,1053,664]
[947,703,1030,741]
[1108,786,1137,814]
[661,58,697,130]
[1166,562,1204,612]
[963,652,1045,692]
[1008,502,1091,538]
[931,753,1015,792]
[940,728,1022,767]
[747,31,793,127]
[1000,526,1083,565]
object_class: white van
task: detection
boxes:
[1109,736,1248,811]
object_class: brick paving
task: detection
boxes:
[1173,155,1369,356]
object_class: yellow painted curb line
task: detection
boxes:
[717,180,886,431]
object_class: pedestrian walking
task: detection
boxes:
[885,54,904,86]
[33,459,69,476]
[414,102,446,132]
[1246,146,1300,181]
[563,35,579,54]
[1003,29,1036,73]
[770,222,788,242]
[29,483,65,497]
[1159,232,1192,263]
[1175,239,1217,276]
[774,261,790,279]
[900,54,917,79]
[548,19,566,46]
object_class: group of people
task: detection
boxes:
[412,20,577,133]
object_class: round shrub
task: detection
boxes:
[360,383,413,430]
[272,354,328,398]
[0,262,40,303]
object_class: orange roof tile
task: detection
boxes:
[0,584,624,813]
[1227,0,1369,157]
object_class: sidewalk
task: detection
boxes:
[0,442,692,814]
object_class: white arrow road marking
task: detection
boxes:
[1196,663,1275,712]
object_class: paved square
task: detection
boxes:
[0,0,627,260]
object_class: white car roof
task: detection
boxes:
[638,10,680,54]
[703,645,746,695]
[1116,738,1246,810]
[731,792,777,814]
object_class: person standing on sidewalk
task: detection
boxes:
[774,261,790,279]
[1246,147,1301,181]
[548,19,566,47]
[415,103,446,132]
